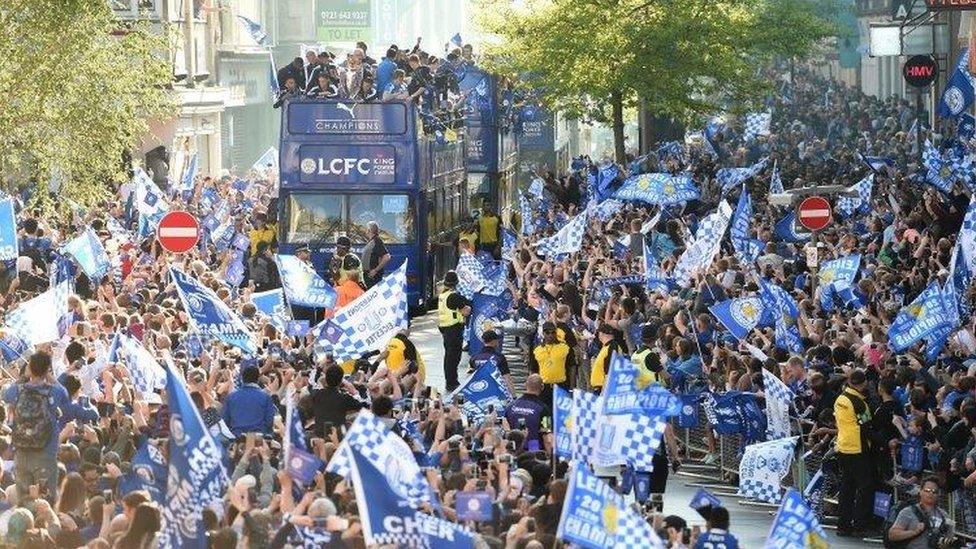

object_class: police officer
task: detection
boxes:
[631,325,667,387]
[438,271,470,392]
[328,236,352,283]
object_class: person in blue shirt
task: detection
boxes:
[3,350,96,502]
[221,367,276,437]
[693,506,739,549]
[382,69,410,101]
[374,47,398,94]
[467,329,514,395]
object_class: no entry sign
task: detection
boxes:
[797,196,832,232]
[157,211,200,253]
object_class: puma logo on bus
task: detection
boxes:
[336,102,356,118]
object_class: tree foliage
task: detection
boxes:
[0,0,174,208]
[477,0,836,160]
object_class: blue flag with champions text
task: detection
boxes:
[613,172,700,205]
[818,254,860,312]
[170,267,257,355]
[764,488,828,549]
[602,353,680,416]
[157,360,228,549]
[557,465,664,549]
[275,254,338,309]
[348,445,475,549]
[888,280,956,352]
[0,199,18,262]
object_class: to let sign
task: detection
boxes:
[924,0,976,10]
[903,56,939,88]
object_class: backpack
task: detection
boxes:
[12,384,54,450]
[882,501,926,549]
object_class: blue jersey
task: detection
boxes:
[694,529,739,549]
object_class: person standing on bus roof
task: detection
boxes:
[438,270,470,392]
[375,47,398,94]
[360,221,391,289]
[328,236,352,283]
[478,207,501,258]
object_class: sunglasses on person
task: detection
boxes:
[922,487,939,494]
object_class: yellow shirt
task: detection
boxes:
[340,359,355,375]
[834,387,870,454]
[249,225,276,255]
[459,230,478,250]
[590,343,614,389]
[478,215,500,245]
[533,342,570,384]
[385,337,425,379]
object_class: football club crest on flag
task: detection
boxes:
[249,289,290,329]
[710,297,765,340]
[312,262,408,362]
[602,353,680,416]
[739,437,798,503]
[690,488,721,513]
[774,211,811,243]
[938,48,975,119]
[170,267,257,354]
[764,488,829,549]
[613,173,700,205]
[448,357,512,419]
[557,465,665,549]
[888,280,957,352]
[275,254,338,309]
[466,292,511,356]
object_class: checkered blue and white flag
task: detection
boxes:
[534,208,588,257]
[769,160,784,194]
[456,251,486,299]
[743,111,772,141]
[738,436,798,503]
[572,389,602,464]
[592,413,668,472]
[327,410,438,509]
[717,157,768,195]
[313,262,408,362]
[835,173,873,219]
[673,201,733,287]
[761,369,794,441]
[107,333,165,395]
[950,194,976,320]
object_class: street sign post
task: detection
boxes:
[156,211,200,253]
[797,196,832,232]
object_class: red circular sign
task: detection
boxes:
[797,196,832,231]
[156,211,200,253]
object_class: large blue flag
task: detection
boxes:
[158,360,228,549]
[951,195,976,320]
[62,227,110,281]
[170,267,257,354]
[557,465,664,549]
[594,164,621,202]
[613,173,699,205]
[602,353,680,416]
[835,173,873,219]
[888,281,957,352]
[923,139,971,194]
[0,199,18,261]
[710,297,766,340]
[117,439,166,502]
[818,254,861,312]
[774,211,811,243]
[466,292,511,356]
[448,356,512,419]
[716,157,767,195]
[275,254,338,309]
[348,445,475,548]
[764,488,828,549]
[731,186,764,264]
[938,48,975,119]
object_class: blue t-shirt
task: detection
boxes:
[3,381,95,454]
[375,58,398,94]
[694,529,739,549]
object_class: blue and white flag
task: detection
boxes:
[0,199,17,261]
[328,410,437,509]
[553,385,573,459]
[455,252,485,299]
[690,488,721,512]
[313,262,408,362]
[448,356,512,418]
[950,194,976,320]
[348,444,474,548]
[591,198,624,220]
[592,411,668,471]
[250,289,289,329]
[170,267,256,354]
[284,395,323,486]
[451,32,463,47]
[710,297,765,340]
[818,254,861,312]
[237,14,269,46]
[251,146,278,174]
[613,173,699,205]
[107,332,165,394]
[158,360,228,549]
[888,281,956,352]
[275,254,338,309]
[835,173,873,219]
[118,439,167,501]
[133,167,169,217]
[673,201,733,287]
[859,152,895,174]
[774,211,811,243]
[738,436,798,504]
[602,353,680,416]
[731,186,764,264]
[557,465,664,549]
[938,48,974,119]
[716,157,768,195]
[179,152,198,193]
[761,279,803,354]
[0,332,29,363]
[769,160,784,194]
[960,113,976,141]
[643,241,671,295]
[572,389,601,464]
[466,292,511,356]
[528,176,545,197]
[4,283,65,346]
[267,50,279,95]
[518,189,536,236]
[501,228,516,261]
[535,208,588,257]
[62,227,110,281]
[923,139,971,193]
[593,164,622,202]
[743,112,772,141]
[764,488,829,549]
[49,256,75,338]
[762,369,794,441]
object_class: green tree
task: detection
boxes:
[0,0,173,208]
[478,0,835,163]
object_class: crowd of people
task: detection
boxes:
[0,38,971,549]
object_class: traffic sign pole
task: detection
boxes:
[796,196,832,299]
